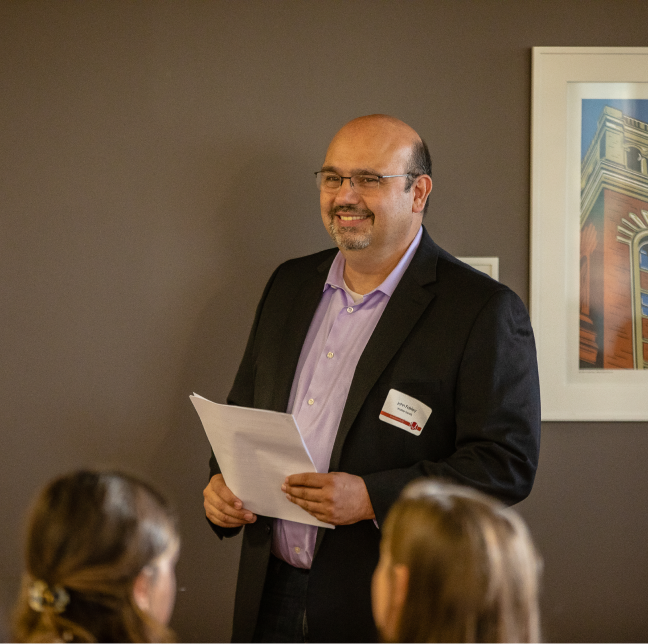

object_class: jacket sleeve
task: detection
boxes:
[361,288,541,526]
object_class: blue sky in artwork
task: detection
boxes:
[582,99,648,159]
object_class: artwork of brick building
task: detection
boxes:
[580,106,648,369]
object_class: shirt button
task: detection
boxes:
[327,352,334,359]
[294,546,301,554]
[308,398,315,405]
[347,307,353,313]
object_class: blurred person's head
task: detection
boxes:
[13,470,179,643]
[372,479,541,643]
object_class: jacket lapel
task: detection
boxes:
[269,253,335,413]
[327,228,439,472]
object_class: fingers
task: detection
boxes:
[203,474,256,528]
[283,478,330,521]
[204,497,255,526]
[282,473,332,521]
[282,482,325,503]
[283,472,375,525]
[213,476,243,509]
[285,472,328,487]
[287,494,327,520]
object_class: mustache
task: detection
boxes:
[328,204,374,219]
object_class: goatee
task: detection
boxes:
[327,205,374,251]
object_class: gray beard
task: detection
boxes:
[327,206,374,251]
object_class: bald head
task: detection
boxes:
[332,114,422,150]
[325,114,432,213]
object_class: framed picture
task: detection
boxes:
[531,47,648,421]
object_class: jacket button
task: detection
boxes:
[265,524,271,534]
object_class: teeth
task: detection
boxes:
[339,215,366,221]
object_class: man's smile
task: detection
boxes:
[329,205,375,228]
[338,214,369,221]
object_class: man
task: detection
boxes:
[203,115,541,643]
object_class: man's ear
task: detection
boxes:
[132,567,152,613]
[412,175,432,214]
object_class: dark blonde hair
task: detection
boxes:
[382,480,541,643]
[13,470,178,643]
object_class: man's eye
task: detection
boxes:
[323,174,341,185]
[355,175,380,186]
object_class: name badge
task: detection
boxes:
[379,389,432,436]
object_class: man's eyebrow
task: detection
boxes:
[319,165,382,175]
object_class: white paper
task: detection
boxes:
[191,394,333,529]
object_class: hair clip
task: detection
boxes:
[28,579,70,613]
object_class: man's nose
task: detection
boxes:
[334,177,361,204]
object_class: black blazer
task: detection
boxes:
[209,227,541,643]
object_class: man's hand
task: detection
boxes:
[203,473,257,528]
[282,472,375,525]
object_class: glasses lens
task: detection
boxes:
[351,175,381,193]
[317,172,342,191]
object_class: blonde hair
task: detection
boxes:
[382,479,541,643]
[13,470,178,643]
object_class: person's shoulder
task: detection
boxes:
[274,247,338,276]
[416,231,506,295]
[258,247,337,299]
[417,233,524,311]
[437,249,506,294]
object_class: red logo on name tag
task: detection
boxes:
[379,411,421,432]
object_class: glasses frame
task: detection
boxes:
[314,171,417,194]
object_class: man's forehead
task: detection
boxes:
[323,128,414,171]
[323,115,419,166]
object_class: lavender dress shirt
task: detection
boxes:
[272,226,423,568]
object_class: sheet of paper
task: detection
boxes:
[191,394,333,529]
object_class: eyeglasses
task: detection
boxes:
[314,171,415,195]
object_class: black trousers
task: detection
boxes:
[252,555,310,643]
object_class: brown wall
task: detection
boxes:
[1,2,647,641]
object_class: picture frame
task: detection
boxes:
[457,257,499,281]
[530,47,648,421]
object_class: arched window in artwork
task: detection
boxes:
[635,236,648,368]
[640,240,648,270]
[617,215,648,369]
[640,239,648,318]
[626,146,642,173]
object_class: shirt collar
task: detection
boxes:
[324,226,423,297]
